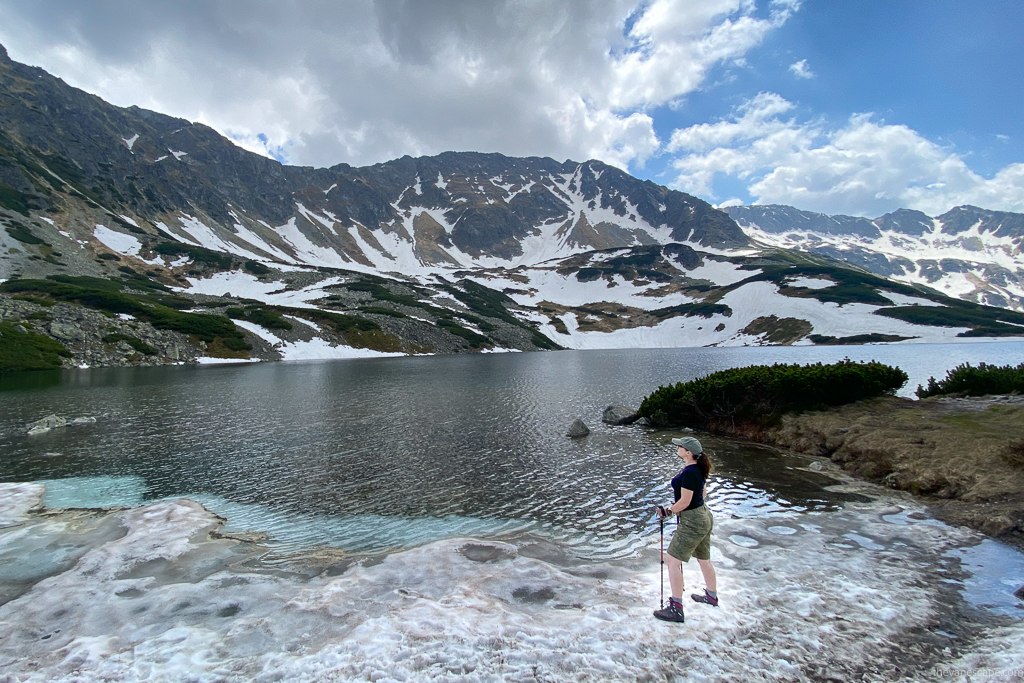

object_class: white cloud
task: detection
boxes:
[0,0,794,172]
[668,93,1024,216]
[788,59,814,79]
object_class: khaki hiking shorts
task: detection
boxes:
[667,504,713,562]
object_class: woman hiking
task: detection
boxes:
[654,436,717,623]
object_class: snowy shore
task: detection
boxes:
[1,481,1022,682]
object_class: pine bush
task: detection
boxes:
[638,359,907,429]
[916,362,1024,398]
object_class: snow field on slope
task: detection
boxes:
[166,216,266,262]
[179,271,344,308]
[231,318,403,361]
[744,224,1024,305]
[92,225,142,256]
[469,269,695,310]
[507,275,975,350]
[719,281,969,342]
[0,483,1020,682]
[685,258,752,285]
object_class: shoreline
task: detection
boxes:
[695,394,1024,551]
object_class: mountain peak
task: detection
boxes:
[0,44,8,61]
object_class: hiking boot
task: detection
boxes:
[653,601,685,623]
[691,589,718,607]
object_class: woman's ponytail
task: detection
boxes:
[697,452,713,480]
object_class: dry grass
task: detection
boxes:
[743,395,1024,547]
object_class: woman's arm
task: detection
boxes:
[668,487,694,514]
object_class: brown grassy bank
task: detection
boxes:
[712,395,1024,548]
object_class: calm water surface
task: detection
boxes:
[2,342,1022,558]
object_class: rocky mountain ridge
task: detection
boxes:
[2,44,1023,370]
[726,204,1024,311]
[0,42,744,281]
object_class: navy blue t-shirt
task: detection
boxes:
[671,464,705,511]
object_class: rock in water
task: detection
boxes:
[1016,585,1024,601]
[809,461,824,472]
[634,416,651,427]
[566,419,590,438]
[602,405,638,425]
[27,414,66,435]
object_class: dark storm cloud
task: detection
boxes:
[0,0,781,170]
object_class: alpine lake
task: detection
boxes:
[1,341,1023,681]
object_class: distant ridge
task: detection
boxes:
[725,204,1024,311]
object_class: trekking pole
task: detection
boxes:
[659,508,665,609]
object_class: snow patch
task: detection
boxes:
[93,225,142,256]
[788,277,834,289]
[231,319,403,361]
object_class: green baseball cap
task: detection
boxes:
[671,436,703,455]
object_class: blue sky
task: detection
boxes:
[0,0,1021,217]
[638,0,1024,211]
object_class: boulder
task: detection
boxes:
[27,414,66,435]
[566,419,590,438]
[1015,585,1024,601]
[634,416,651,427]
[602,405,638,425]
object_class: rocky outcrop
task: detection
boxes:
[0,295,202,368]
[602,405,638,425]
[27,414,65,435]
[566,419,590,438]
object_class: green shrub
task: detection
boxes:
[154,242,233,269]
[359,306,407,318]
[4,222,46,245]
[225,306,293,330]
[440,280,521,326]
[638,360,908,430]
[0,185,31,215]
[102,333,157,355]
[531,330,561,350]
[808,333,912,345]
[11,295,55,307]
[916,362,1024,398]
[0,277,249,351]
[345,279,431,310]
[649,302,732,319]
[244,260,272,275]
[437,318,490,348]
[290,309,380,333]
[876,304,1024,337]
[0,320,71,371]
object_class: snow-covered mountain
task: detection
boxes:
[726,204,1024,311]
[2,43,1023,365]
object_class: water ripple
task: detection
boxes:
[0,349,913,559]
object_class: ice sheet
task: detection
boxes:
[0,482,44,527]
[0,486,1021,682]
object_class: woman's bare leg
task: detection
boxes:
[666,555,684,600]
[696,558,716,592]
